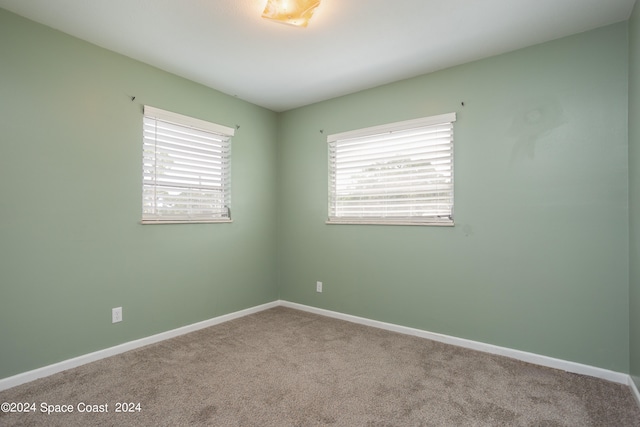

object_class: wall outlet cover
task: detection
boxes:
[112,307,122,323]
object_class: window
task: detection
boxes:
[327,113,456,226]
[142,106,235,224]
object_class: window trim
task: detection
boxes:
[143,106,235,137]
[327,112,456,226]
[141,106,235,225]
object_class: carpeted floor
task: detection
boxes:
[1,307,639,426]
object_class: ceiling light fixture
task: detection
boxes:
[261,0,321,27]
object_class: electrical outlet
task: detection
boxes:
[112,307,122,323]
[316,281,323,293]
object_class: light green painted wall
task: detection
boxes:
[278,23,630,372]
[1,7,635,381]
[0,9,279,379]
[629,0,640,390]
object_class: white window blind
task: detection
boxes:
[328,113,456,226]
[142,106,235,224]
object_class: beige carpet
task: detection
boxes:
[1,307,639,426]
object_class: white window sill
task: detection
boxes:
[326,219,454,227]
[141,219,233,225]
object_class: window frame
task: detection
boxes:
[141,106,235,225]
[327,112,456,226]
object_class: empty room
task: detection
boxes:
[1,0,639,425]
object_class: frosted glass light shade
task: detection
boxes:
[261,0,321,27]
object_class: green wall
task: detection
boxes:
[629,0,640,390]
[0,9,279,379]
[1,7,636,381]
[278,23,630,372]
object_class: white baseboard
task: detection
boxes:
[0,298,635,403]
[0,301,278,392]
[279,300,630,385]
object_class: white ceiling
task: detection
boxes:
[0,0,636,112]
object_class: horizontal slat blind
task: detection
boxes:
[142,106,234,223]
[328,113,455,225]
